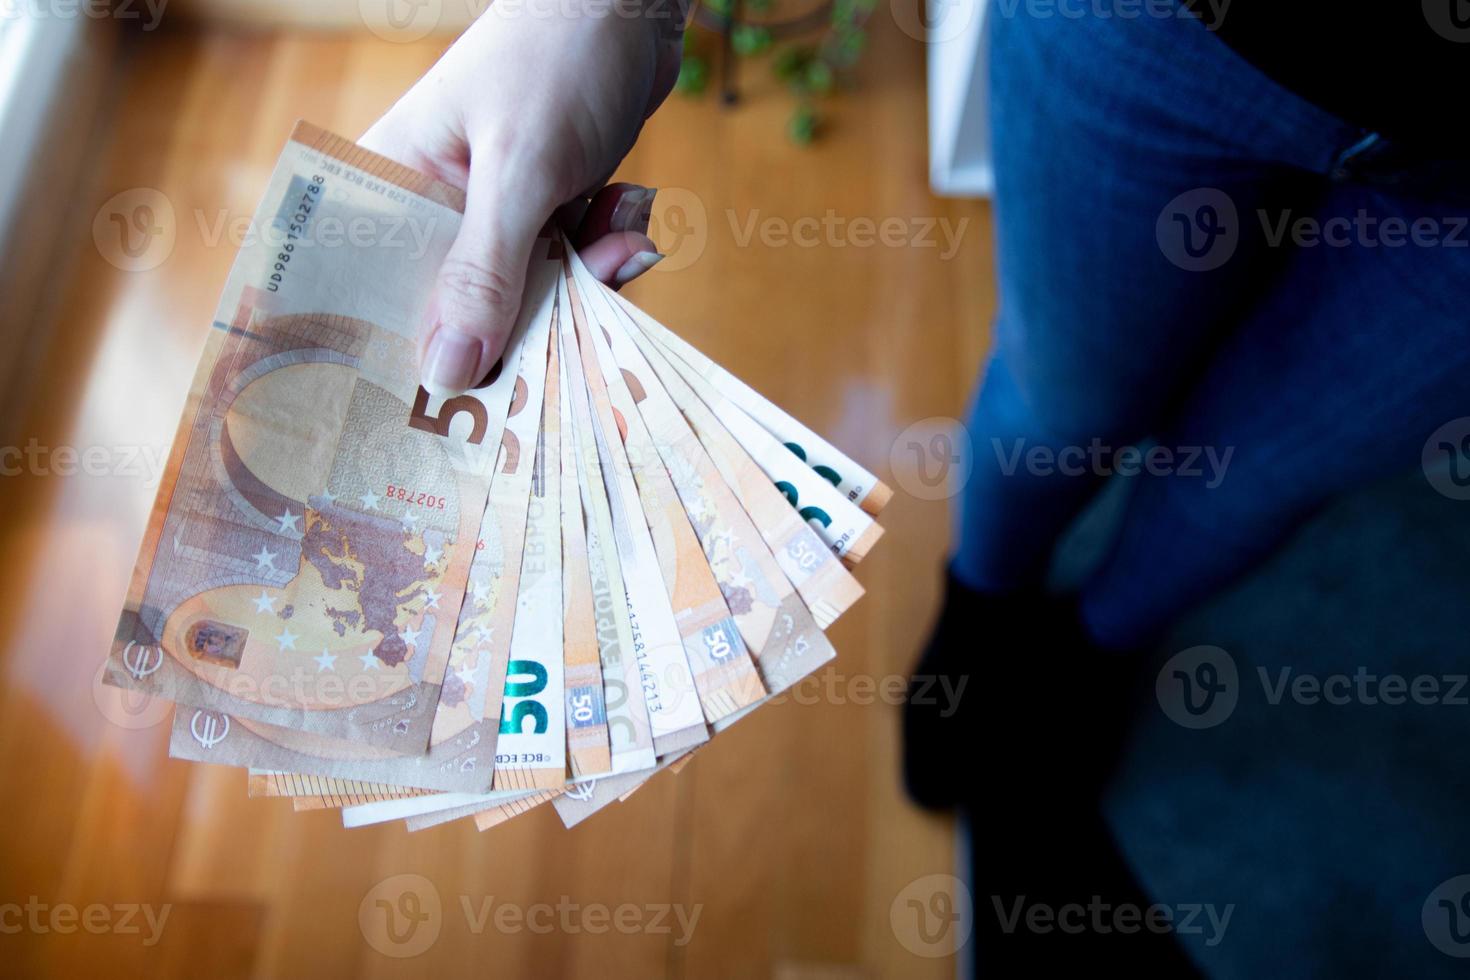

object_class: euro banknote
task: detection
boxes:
[109,125,888,835]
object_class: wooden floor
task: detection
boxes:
[0,16,993,979]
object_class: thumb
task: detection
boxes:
[420,163,556,397]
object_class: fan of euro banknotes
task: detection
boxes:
[103,123,889,833]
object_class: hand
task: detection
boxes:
[359,1,685,396]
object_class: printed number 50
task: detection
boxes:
[407,358,504,444]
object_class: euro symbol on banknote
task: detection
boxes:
[190,710,231,749]
[121,641,164,680]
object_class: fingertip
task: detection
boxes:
[579,231,661,289]
[611,250,664,289]
[421,323,487,397]
[576,183,656,248]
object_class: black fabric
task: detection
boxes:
[1184,1,1468,154]
[903,574,1201,972]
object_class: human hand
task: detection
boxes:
[360,1,685,396]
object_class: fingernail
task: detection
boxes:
[611,187,657,235]
[422,325,484,397]
[613,251,665,286]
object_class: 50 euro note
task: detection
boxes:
[339,786,535,827]
[168,253,560,792]
[344,341,639,825]
[342,298,648,812]
[631,304,892,517]
[490,326,566,791]
[557,278,656,779]
[637,321,882,568]
[247,769,422,805]
[557,334,613,780]
[107,123,526,753]
[470,789,564,831]
[570,259,768,728]
[383,788,564,833]
[560,266,709,757]
[610,296,863,631]
[321,326,570,819]
[572,254,835,699]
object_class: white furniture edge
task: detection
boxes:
[0,14,87,247]
[926,0,993,198]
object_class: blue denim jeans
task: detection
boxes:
[954,3,1470,648]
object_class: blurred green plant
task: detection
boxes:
[676,26,709,95]
[680,0,877,144]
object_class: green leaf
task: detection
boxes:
[732,24,773,57]
[805,59,834,94]
[747,0,773,11]
[788,105,818,145]
[774,44,816,85]
[835,27,866,64]
[704,0,732,16]
[676,56,709,95]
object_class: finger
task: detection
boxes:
[575,182,655,247]
[578,231,663,290]
[420,157,557,397]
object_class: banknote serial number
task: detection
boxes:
[265,175,325,293]
[383,484,447,509]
